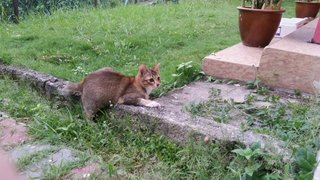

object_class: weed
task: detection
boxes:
[185,88,232,123]
[256,86,270,95]
[154,61,201,96]
[172,61,201,86]
[17,147,58,170]
[0,76,299,179]
[246,79,261,89]
[294,147,317,179]
[245,93,256,104]
[206,76,216,82]
[294,89,302,97]
[42,153,90,179]
[228,142,285,179]
[209,87,221,97]
[183,79,320,178]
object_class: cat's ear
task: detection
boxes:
[152,63,160,74]
[138,64,147,77]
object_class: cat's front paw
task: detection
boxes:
[146,101,161,108]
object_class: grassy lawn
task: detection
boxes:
[1,0,313,179]
[0,76,290,179]
[0,0,295,94]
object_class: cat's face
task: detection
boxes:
[137,64,161,95]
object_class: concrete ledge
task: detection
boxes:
[0,64,66,98]
[202,43,261,81]
[258,18,320,94]
[202,18,319,94]
[0,64,291,161]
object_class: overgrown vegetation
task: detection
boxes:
[0,0,237,96]
[185,79,319,179]
[17,148,58,170]
[0,74,301,179]
[0,0,308,178]
[0,0,122,22]
[0,0,296,95]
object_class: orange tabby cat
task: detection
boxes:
[62,64,161,119]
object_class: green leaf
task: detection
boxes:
[295,147,317,177]
[232,148,253,160]
[245,163,261,176]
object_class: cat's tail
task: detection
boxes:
[60,81,83,97]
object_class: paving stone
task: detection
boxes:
[0,119,30,146]
[0,149,23,180]
[10,144,52,161]
[66,163,101,179]
[22,148,78,179]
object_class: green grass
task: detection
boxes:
[0,0,301,178]
[42,153,90,179]
[0,0,295,94]
[185,80,320,179]
[17,148,58,170]
[0,74,293,179]
[186,84,320,149]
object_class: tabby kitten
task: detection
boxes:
[62,64,161,119]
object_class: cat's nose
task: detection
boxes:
[156,83,160,87]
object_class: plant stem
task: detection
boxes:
[277,0,283,10]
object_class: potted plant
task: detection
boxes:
[238,0,285,47]
[296,0,320,18]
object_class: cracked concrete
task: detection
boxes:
[116,81,291,161]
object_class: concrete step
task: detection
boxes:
[202,43,261,82]
[202,18,320,94]
[259,18,320,94]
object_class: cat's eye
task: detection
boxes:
[149,79,154,82]
[157,77,160,81]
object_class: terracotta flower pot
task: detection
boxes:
[295,2,320,18]
[237,7,285,47]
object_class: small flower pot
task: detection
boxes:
[295,1,320,18]
[237,7,285,47]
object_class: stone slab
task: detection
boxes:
[0,119,30,146]
[259,18,320,94]
[22,148,78,179]
[10,144,52,161]
[66,163,101,179]
[116,81,291,161]
[202,43,261,81]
